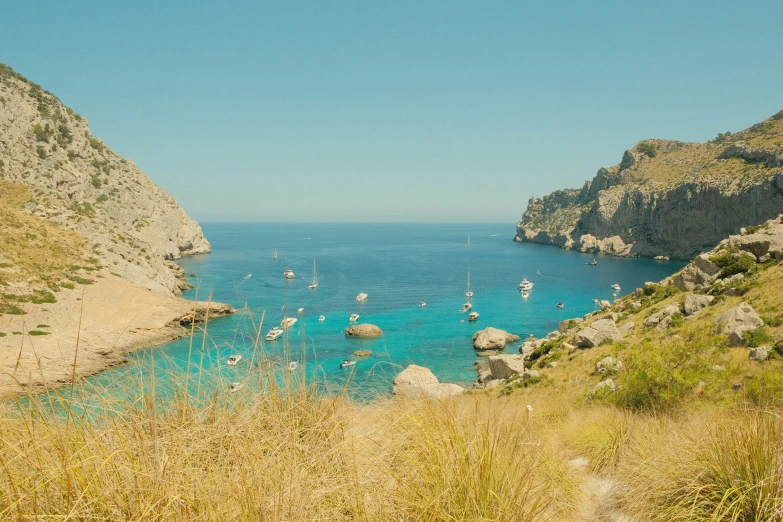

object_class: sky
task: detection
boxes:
[1,1,782,223]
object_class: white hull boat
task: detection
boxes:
[265,328,283,341]
[284,269,295,280]
[468,312,479,321]
[350,314,360,322]
[319,315,325,322]
[519,276,534,292]
[308,258,318,289]
[356,293,368,302]
[281,317,298,328]
[340,360,356,368]
[227,354,242,366]
[460,302,472,313]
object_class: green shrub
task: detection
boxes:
[28,330,49,336]
[96,194,108,204]
[762,315,783,327]
[31,292,56,304]
[743,328,772,348]
[668,313,684,328]
[67,149,77,160]
[36,324,50,328]
[35,145,47,159]
[32,123,51,142]
[637,142,657,158]
[709,251,756,279]
[0,303,25,315]
[527,338,563,365]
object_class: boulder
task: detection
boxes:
[683,294,715,316]
[523,369,540,380]
[673,263,719,291]
[714,302,764,346]
[629,301,642,310]
[353,349,373,357]
[345,324,383,338]
[484,379,503,389]
[643,304,681,329]
[727,218,783,260]
[749,346,770,361]
[472,327,520,350]
[393,365,465,399]
[595,356,622,375]
[546,330,561,340]
[592,379,615,394]
[573,319,622,348]
[599,300,611,310]
[693,254,721,277]
[618,322,635,335]
[547,361,559,368]
[477,370,492,384]
[488,354,527,380]
[558,317,582,333]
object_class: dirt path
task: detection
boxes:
[569,456,633,522]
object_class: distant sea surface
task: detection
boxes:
[79,223,684,396]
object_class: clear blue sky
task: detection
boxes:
[2,1,781,222]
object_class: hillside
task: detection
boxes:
[516,111,783,260]
[0,63,209,296]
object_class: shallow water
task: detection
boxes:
[58,223,684,400]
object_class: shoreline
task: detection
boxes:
[0,274,234,395]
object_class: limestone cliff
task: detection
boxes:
[0,63,209,295]
[516,112,783,260]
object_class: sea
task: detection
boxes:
[55,223,684,401]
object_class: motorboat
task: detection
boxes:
[284,269,295,280]
[319,315,325,322]
[468,312,479,321]
[280,317,298,328]
[460,302,472,313]
[265,327,283,341]
[227,354,242,366]
[419,302,427,308]
[340,360,356,368]
[521,291,529,299]
[288,361,298,371]
[350,314,360,322]
[587,258,597,266]
[297,307,304,313]
[356,293,368,302]
[557,302,564,309]
[518,277,534,291]
[611,283,621,291]
[229,382,244,393]
[308,258,318,289]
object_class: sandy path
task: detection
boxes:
[0,275,233,394]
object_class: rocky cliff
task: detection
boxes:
[516,112,783,260]
[0,63,209,295]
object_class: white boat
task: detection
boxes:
[273,249,278,261]
[284,269,295,280]
[419,302,427,308]
[587,258,597,266]
[319,315,325,322]
[308,258,318,289]
[557,302,564,309]
[297,307,304,313]
[350,313,360,322]
[340,360,356,368]
[356,293,368,302]
[519,276,534,291]
[288,361,298,371]
[227,354,242,366]
[611,283,621,291]
[521,291,529,299]
[468,312,479,321]
[265,327,283,341]
[460,302,472,313]
[229,382,244,393]
[466,271,473,298]
[281,317,298,328]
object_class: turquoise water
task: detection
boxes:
[59,223,684,399]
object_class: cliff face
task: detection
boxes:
[0,64,209,295]
[516,112,783,260]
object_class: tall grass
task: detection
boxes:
[0,314,578,520]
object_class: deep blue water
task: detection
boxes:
[61,223,684,399]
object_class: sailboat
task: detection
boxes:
[465,271,473,298]
[308,258,318,289]
[467,235,470,245]
[273,249,278,261]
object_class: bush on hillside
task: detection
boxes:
[709,251,756,279]
[637,142,657,158]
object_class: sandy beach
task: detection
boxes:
[0,274,234,394]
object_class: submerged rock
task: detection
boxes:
[353,349,373,357]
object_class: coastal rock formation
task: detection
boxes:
[345,324,383,338]
[643,304,682,330]
[714,303,763,346]
[472,327,520,350]
[0,63,210,296]
[488,354,526,380]
[515,111,783,260]
[573,319,622,348]
[392,365,465,399]
[354,350,372,357]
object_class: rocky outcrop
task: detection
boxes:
[392,365,465,399]
[749,346,771,361]
[345,324,383,338]
[714,303,764,346]
[173,302,236,326]
[643,304,682,330]
[472,327,520,350]
[683,294,715,316]
[595,356,622,375]
[573,319,622,348]
[354,350,372,357]
[0,63,210,296]
[515,112,783,260]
